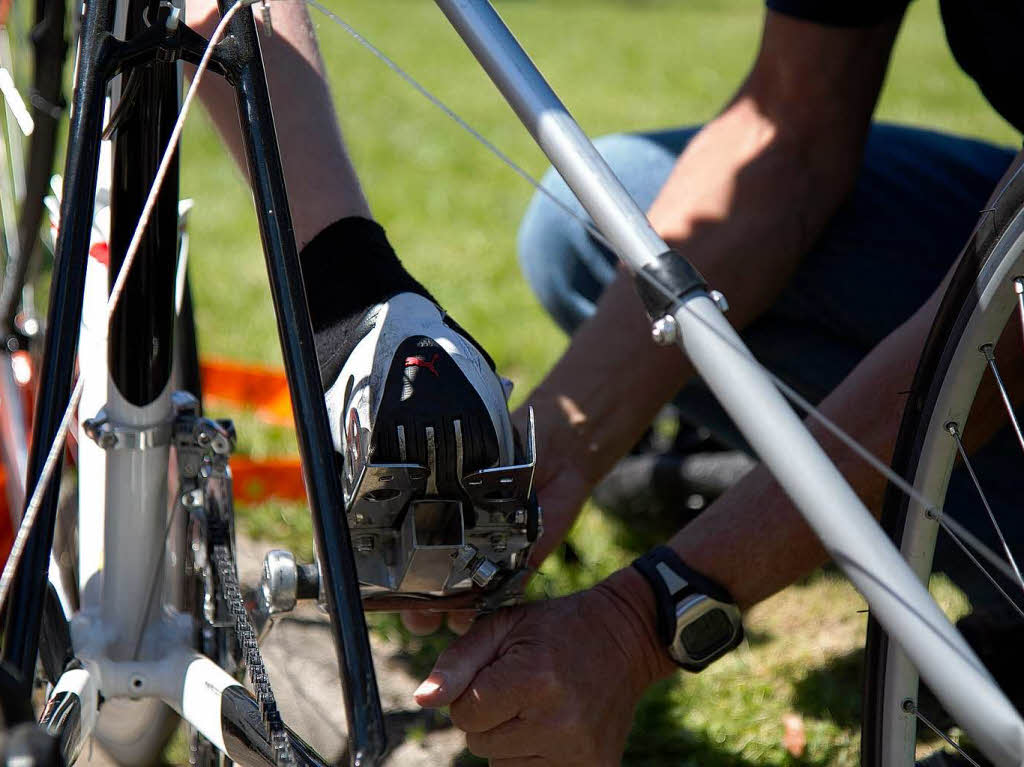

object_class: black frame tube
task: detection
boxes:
[107,0,181,407]
[1,0,115,686]
[217,8,385,763]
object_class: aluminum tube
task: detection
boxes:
[674,294,1024,766]
[434,0,666,272]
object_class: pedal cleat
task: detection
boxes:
[324,292,541,607]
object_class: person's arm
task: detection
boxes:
[527,10,902,558]
[412,10,915,763]
[185,0,370,247]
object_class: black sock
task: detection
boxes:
[299,217,492,388]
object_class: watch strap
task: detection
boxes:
[631,546,737,645]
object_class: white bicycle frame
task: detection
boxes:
[22,0,1024,765]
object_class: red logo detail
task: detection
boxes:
[404,353,440,377]
[89,242,109,266]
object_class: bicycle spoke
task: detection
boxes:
[903,699,982,767]
[980,344,1024,457]
[946,422,1024,591]
[304,0,619,257]
[927,508,1024,620]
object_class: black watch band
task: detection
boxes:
[631,546,737,645]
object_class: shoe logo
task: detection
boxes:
[404,353,440,377]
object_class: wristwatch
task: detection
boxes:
[632,546,743,672]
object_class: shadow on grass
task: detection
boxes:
[791,648,863,730]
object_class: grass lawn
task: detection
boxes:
[168,0,1019,763]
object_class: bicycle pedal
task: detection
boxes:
[346,408,541,605]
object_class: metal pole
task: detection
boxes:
[434,0,667,272]
[1,0,112,686]
[437,2,1024,762]
[674,294,1024,766]
[216,6,386,764]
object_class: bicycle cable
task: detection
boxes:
[0,4,301,762]
[310,3,1024,593]
[0,0,248,621]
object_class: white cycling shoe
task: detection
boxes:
[324,292,539,600]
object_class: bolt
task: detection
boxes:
[181,489,203,508]
[650,315,678,346]
[512,509,527,526]
[710,290,729,313]
[452,544,477,571]
[354,535,375,553]
[196,430,212,448]
[490,534,508,553]
[98,431,118,449]
[471,558,498,588]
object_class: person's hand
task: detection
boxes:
[413,568,676,765]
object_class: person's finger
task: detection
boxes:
[401,610,443,636]
[465,719,538,759]
[446,610,475,635]
[448,662,525,732]
[414,610,522,708]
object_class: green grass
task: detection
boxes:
[162,0,1019,763]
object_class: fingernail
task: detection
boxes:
[414,674,445,700]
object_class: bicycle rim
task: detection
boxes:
[862,166,1024,765]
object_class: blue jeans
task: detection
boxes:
[517,123,1018,597]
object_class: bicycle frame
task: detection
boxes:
[2,0,1022,765]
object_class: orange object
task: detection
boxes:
[230,455,307,504]
[200,357,294,427]
[0,357,308,565]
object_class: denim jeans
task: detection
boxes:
[516,123,1019,596]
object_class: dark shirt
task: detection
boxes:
[766,0,1024,134]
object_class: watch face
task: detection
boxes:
[680,607,734,660]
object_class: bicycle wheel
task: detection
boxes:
[862,163,1024,765]
[0,0,66,335]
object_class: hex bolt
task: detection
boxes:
[650,315,678,346]
[710,290,729,313]
[452,544,477,572]
[471,558,498,588]
[354,535,375,553]
[512,509,527,526]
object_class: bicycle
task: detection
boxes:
[0,0,1023,765]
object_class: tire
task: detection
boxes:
[0,0,66,335]
[862,163,1024,765]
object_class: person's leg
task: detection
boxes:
[518,128,694,335]
[518,122,1014,527]
[519,123,1014,443]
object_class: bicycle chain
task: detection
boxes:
[210,538,297,767]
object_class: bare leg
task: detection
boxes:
[186,0,370,248]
